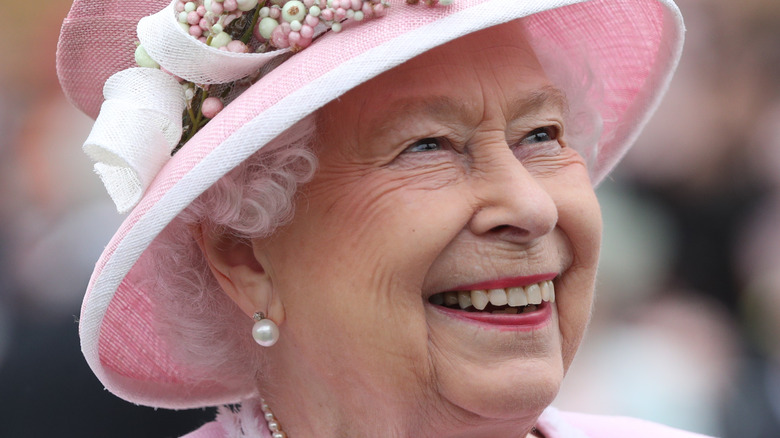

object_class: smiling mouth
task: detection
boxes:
[428,280,555,315]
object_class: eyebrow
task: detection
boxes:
[374,85,569,137]
[508,86,569,122]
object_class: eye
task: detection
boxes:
[405,137,446,153]
[519,126,559,145]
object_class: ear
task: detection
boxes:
[192,224,284,325]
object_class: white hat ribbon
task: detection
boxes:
[138,1,289,84]
[84,0,291,213]
[83,67,186,214]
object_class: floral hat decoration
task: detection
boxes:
[57,0,684,409]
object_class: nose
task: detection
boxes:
[468,149,558,243]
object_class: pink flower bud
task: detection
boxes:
[189,25,203,37]
[201,97,224,119]
[271,25,290,48]
[361,2,373,18]
[298,35,313,49]
[187,11,200,25]
[223,0,238,11]
[300,24,315,38]
[227,40,248,53]
[288,30,301,46]
[210,2,224,14]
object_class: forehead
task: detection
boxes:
[388,19,541,80]
[320,20,560,131]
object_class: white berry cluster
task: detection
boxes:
[133,0,454,153]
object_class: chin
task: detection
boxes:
[436,354,565,421]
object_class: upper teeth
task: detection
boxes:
[431,280,555,310]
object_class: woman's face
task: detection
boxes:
[253,21,602,434]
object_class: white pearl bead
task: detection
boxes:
[282,0,306,23]
[259,17,280,39]
[252,318,279,347]
[134,45,160,69]
[237,0,259,12]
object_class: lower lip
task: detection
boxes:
[431,302,552,331]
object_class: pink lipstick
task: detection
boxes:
[433,301,552,331]
[428,273,558,331]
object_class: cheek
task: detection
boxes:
[301,169,473,285]
[544,166,602,369]
[267,173,474,380]
[544,159,602,272]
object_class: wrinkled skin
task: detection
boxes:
[223,20,601,438]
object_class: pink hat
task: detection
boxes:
[58,0,684,409]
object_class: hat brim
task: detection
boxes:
[61,0,684,409]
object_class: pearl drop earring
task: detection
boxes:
[252,312,279,347]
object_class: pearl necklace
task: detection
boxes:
[261,398,288,438]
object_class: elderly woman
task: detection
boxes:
[57,0,706,437]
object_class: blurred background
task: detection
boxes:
[1,0,778,436]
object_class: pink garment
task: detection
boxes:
[180,404,714,438]
[540,407,714,438]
